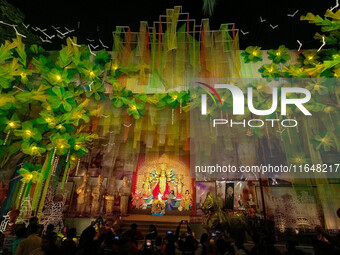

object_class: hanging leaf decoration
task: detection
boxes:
[241,46,263,63]
[202,0,216,16]
[311,131,336,152]
[268,45,291,64]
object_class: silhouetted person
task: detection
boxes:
[29,217,39,225]
[124,223,143,246]
[235,238,249,255]
[285,240,305,255]
[15,223,42,255]
[12,224,26,255]
[118,237,139,255]
[145,225,157,240]
[45,224,55,236]
[97,231,117,255]
[195,233,209,255]
[30,232,60,255]
[0,232,9,255]
[164,233,176,255]
[154,236,163,255]
[60,228,77,255]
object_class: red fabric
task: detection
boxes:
[131,154,145,196]
[152,182,170,200]
[122,28,131,66]
[123,115,130,142]
[91,117,99,132]
[232,24,236,54]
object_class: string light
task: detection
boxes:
[31,146,38,153]
[112,63,118,71]
[25,130,32,136]
[89,71,96,78]
[54,75,62,82]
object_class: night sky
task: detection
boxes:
[9,0,335,49]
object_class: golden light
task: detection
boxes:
[112,64,118,71]
[89,71,96,78]
[54,75,62,82]
[171,94,178,100]
[25,130,32,136]
[58,144,65,149]
[20,72,26,78]
[45,117,53,123]
[307,55,314,60]
[276,51,281,56]
[75,144,81,150]
[8,121,15,128]
[252,50,258,56]
[56,124,63,129]
[321,137,328,143]
[27,173,33,180]
[31,146,38,153]
[130,105,137,111]
[268,67,273,73]
[70,155,77,161]
[294,157,302,163]
[46,105,52,111]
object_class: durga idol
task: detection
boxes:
[151,163,175,200]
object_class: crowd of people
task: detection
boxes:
[0,216,340,255]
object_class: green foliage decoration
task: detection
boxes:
[0,36,191,182]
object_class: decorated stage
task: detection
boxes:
[130,154,194,216]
